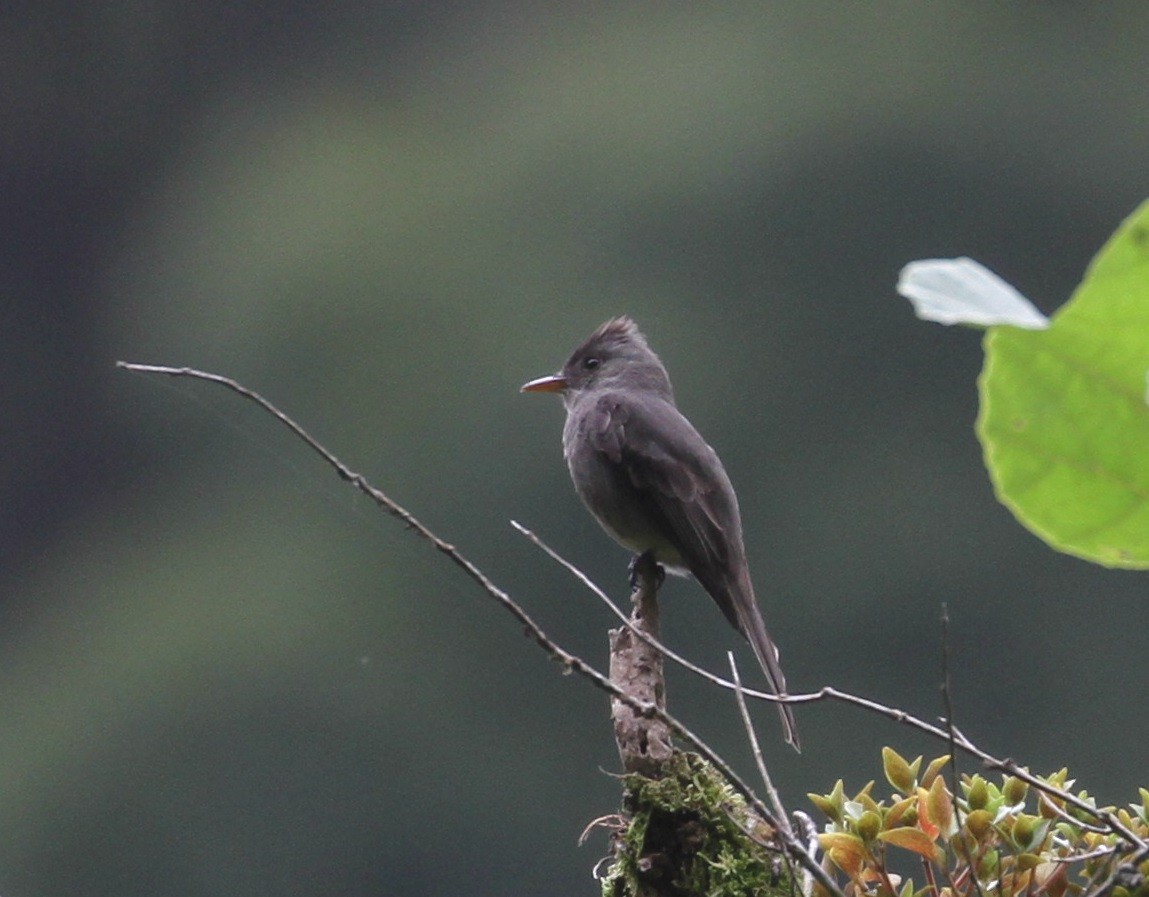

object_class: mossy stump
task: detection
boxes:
[600,752,792,897]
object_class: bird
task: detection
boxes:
[521,316,799,750]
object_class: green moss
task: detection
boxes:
[600,753,793,897]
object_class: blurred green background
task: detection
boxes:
[4,4,1148,894]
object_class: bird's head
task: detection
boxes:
[521,316,674,404]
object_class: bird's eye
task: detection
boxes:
[583,357,601,370]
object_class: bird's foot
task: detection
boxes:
[628,551,665,591]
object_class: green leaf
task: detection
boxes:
[882,747,919,795]
[977,199,1149,568]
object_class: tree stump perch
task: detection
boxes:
[609,552,674,775]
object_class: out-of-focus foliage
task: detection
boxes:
[6,3,1149,895]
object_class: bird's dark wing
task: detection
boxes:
[584,391,801,751]
[585,393,742,614]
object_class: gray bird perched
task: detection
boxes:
[522,316,799,751]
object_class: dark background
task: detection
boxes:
[3,4,1147,895]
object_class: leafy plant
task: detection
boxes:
[810,748,1149,897]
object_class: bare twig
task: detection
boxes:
[790,811,821,897]
[1048,843,1121,865]
[981,755,1143,847]
[728,652,791,840]
[728,652,802,896]
[513,521,736,691]
[119,361,1146,894]
[1037,792,1111,837]
[940,604,960,791]
[940,605,987,897]
[1083,848,1146,897]
[516,521,1149,865]
[117,361,838,892]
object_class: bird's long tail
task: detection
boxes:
[737,592,800,752]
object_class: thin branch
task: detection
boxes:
[1082,845,1146,897]
[521,521,842,892]
[512,521,736,688]
[117,361,837,892]
[117,363,574,665]
[1037,792,1111,837]
[791,812,822,897]
[940,605,987,897]
[728,652,803,897]
[728,652,792,840]
[941,603,961,791]
[516,518,1149,862]
[120,361,1146,892]
[1049,844,1120,865]
[981,755,1144,848]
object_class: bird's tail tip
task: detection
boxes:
[781,706,801,753]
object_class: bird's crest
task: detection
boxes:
[590,316,642,349]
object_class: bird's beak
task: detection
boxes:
[520,373,567,393]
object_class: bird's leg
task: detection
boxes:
[627,552,646,589]
[628,551,665,592]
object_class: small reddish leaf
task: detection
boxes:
[916,789,940,841]
[819,832,867,877]
[878,826,943,863]
[886,795,917,828]
[925,774,957,837]
[921,755,951,788]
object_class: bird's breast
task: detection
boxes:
[563,435,685,570]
